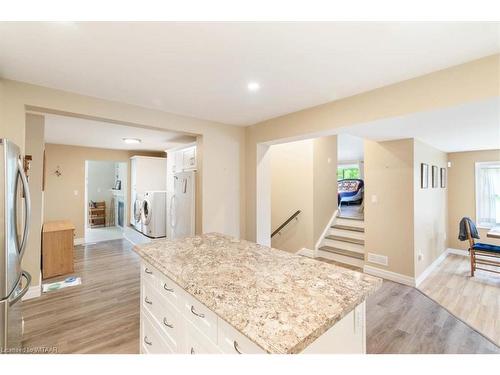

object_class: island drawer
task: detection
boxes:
[141,260,183,312]
[181,289,218,343]
[217,318,266,354]
[141,311,175,354]
[142,262,158,283]
[141,278,185,352]
[153,269,183,312]
[186,323,221,354]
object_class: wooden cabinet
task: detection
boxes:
[88,201,106,228]
[42,220,75,279]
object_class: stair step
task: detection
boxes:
[319,246,365,260]
[329,228,364,241]
[323,238,364,253]
[325,234,365,245]
[331,224,365,233]
[337,215,364,221]
[335,217,365,229]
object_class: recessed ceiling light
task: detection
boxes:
[247,82,260,92]
[122,138,141,144]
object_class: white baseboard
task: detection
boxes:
[22,284,41,301]
[415,250,449,287]
[74,237,85,245]
[447,247,468,256]
[365,248,469,288]
[296,248,315,258]
[363,264,415,286]
[314,209,338,257]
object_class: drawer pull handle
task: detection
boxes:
[190,305,205,318]
[144,336,152,346]
[163,317,174,328]
[144,296,153,305]
[190,347,195,354]
[144,268,153,275]
[233,340,242,354]
[163,283,174,293]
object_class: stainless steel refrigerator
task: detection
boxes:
[1,139,31,353]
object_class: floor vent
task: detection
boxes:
[367,252,388,266]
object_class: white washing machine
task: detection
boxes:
[132,193,144,232]
[141,191,167,238]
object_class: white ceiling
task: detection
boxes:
[340,97,500,153]
[43,114,196,151]
[1,22,499,126]
[338,134,364,162]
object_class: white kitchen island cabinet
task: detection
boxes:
[134,233,381,354]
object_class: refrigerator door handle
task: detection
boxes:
[9,271,32,306]
[16,158,31,260]
[169,194,176,229]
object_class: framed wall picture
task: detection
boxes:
[432,165,439,188]
[440,167,447,188]
[421,163,429,189]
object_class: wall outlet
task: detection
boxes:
[417,252,423,261]
[371,194,378,204]
[73,190,78,196]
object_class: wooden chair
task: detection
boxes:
[464,219,500,277]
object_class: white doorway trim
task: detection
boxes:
[256,144,271,246]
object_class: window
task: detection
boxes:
[337,165,360,180]
[476,162,500,228]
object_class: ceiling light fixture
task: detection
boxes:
[122,138,141,144]
[247,82,260,92]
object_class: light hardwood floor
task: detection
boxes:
[22,239,140,353]
[317,257,499,354]
[21,240,499,354]
[419,253,500,347]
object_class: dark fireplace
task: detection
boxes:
[118,201,124,228]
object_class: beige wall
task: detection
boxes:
[0,79,246,239]
[364,139,415,277]
[448,149,500,250]
[313,135,338,243]
[270,139,314,252]
[413,140,448,278]
[245,54,500,243]
[270,136,338,253]
[44,143,163,238]
[24,114,45,287]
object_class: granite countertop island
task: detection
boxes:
[134,232,382,354]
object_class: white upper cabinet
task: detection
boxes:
[172,146,197,173]
[131,156,167,193]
